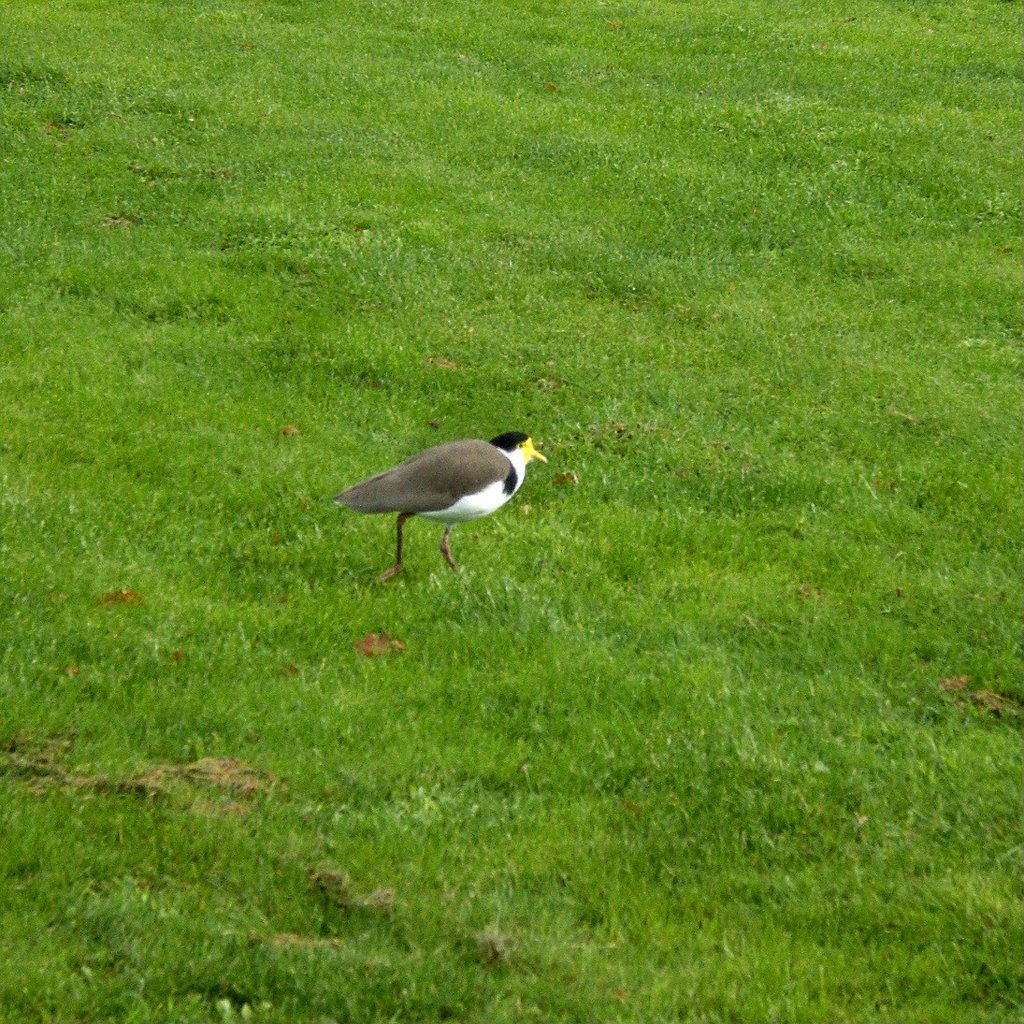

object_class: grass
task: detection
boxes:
[1,0,1021,1020]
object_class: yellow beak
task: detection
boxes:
[523,437,548,464]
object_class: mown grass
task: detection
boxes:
[1,1,1021,1021]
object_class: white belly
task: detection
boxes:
[418,479,512,524]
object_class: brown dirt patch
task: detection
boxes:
[1,738,278,804]
[134,756,277,796]
[100,588,143,604]
[939,677,1024,719]
[252,932,346,950]
[475,926,516,965]
[308,864,396,914]
[968,689,1023,717]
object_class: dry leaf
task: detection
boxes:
[608,19,623,29]
[428,419,441,429]
[427,356,457,369]
[552,471,579,486]
[519,503,532,517]
[170,649,185,664]
[544,82,559,93]
[65,664,80,677]
[355,633,405,656]
[281,424,300,436]
[939,676,970,692]
[101,589,142,604]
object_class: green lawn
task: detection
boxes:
[1,1,1021,1021]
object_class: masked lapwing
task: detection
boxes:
[334,432,548,581]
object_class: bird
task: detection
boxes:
[334,431,548,581]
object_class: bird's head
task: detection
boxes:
[489,432,548,464]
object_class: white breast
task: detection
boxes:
[418,447,525,524]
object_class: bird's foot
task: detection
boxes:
[376,563,403,583]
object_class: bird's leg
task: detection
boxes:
[377,512,411,582]
[440,525,459,572]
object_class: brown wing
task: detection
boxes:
[334,440,511,514]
